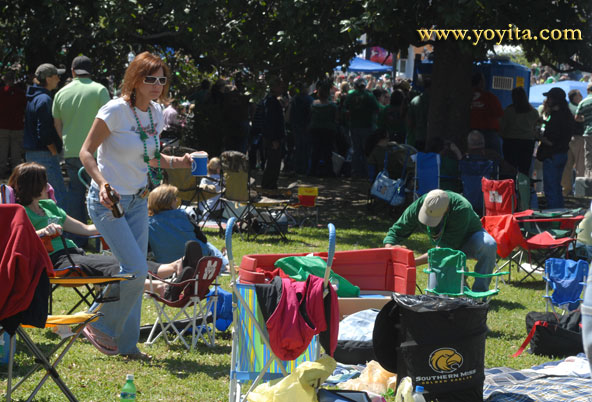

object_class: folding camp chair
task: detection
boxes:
[219,151,291,241]
[144,256,222,350]
[543,258,589,314]
[483,212,582,282]
[423,247,507,300]
[459,157,497,215]
[288,186,320,227]
[0,204,116,402]
[482,177,516,216]
[1,183,127,314]
[413,152,440,198]
[227,217,335,402]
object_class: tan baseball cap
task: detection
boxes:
[418,190,450,227]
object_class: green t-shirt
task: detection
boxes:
[383,191,483,250]
[344,89,379,128]
[377,104,407,139]
[408,92,429,143]
[52,78,110,158]
[25,199,77,254]
[575,95,592,136]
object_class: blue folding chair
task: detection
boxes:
[544,258,589,313]
[459,157,497,215]
[413,152,440,198]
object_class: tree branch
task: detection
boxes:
[538,54,585,73]
[129,31,181,40]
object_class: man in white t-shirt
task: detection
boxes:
[162,99,181,135]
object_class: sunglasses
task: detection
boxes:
[143,76,167,85]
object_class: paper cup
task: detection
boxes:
[191,152,208,176]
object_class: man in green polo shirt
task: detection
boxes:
[383,189,497,292]
[575,83,592,177]
[52,55,110,246]
[344,78,380,178]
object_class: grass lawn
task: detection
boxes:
[0,188,573,401]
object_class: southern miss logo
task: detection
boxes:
[429,348,463,374]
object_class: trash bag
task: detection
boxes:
[373,294,488,402]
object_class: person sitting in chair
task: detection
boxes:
[465,130,516,179]
[383,189,497,292]
[8,162,202,314]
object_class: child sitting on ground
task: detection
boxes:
[148,184,228,269]
[199,157,223,220]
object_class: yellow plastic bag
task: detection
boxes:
[394,376,414,402]
[338,360,397,395]
[247,355,337,402]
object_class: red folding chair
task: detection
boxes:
[482,177,516,216]
[483,212,582,282]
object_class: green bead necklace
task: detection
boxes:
[131,104,162,186]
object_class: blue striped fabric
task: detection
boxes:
[484,363,592,401]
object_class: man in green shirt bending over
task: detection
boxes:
[383,189,497,292]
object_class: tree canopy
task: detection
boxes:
[2,0,590,145]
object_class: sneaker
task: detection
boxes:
[181,240,203,269]
[163,241,203,301]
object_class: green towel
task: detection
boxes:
[274,256,360,297]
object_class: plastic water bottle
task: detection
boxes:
[412,385,427,402]
[120,374,136,401]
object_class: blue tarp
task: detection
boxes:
[337,57,391,73]
[529,80,587,108]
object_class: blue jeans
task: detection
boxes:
[460,229,498,292]
[207,242,228,266]
[543,152,568,209]
[25,150,67,209]
[87,185,149,355]
[65,158,89,247]
[350,127,372,178]
[293,126,312,175]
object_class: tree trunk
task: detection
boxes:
[427,40,473,148]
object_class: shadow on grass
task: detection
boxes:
[508,280,545,291]
[161,352,231,380]
[488,299,525,312]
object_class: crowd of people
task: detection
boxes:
[3,50,592,362]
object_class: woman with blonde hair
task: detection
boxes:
[79,52,206,359]
[148,184,227,287]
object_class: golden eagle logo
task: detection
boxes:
[429,348,463,374]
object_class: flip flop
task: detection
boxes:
[82,326,118,355]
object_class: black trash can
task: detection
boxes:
[373,294,488,402]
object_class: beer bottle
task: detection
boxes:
[105,183,124,218]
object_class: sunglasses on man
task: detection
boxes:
[143,76,167,85]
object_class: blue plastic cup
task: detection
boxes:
[191,152,208,176]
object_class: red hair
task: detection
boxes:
[121,51,170,106]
